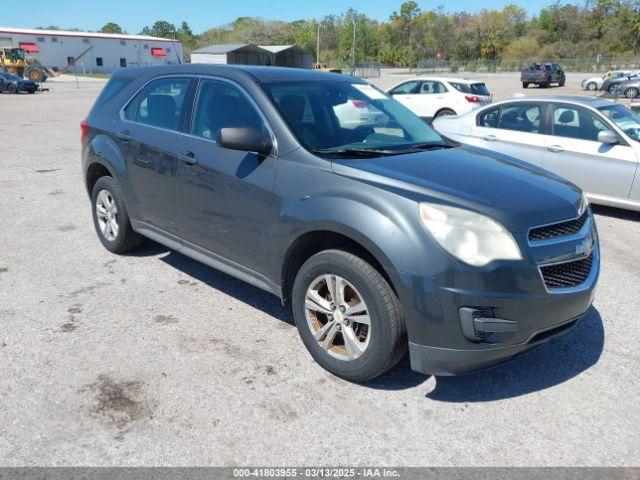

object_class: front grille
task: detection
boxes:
[540,253,594,289]
[529,209,589,242]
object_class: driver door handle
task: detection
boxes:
[117,130,131,143]
[547,145,565,153]
[483,135,498,142]
[178,151,197,166]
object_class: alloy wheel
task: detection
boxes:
[95,190,119,241]
[304,274,371,361]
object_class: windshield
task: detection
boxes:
[450,82,490,96]
[262,80,444,154]
[598,104,640,142]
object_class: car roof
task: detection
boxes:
[113,64,364,84]
[401,77,484,84]
[493,95,617,109]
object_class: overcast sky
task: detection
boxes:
[2,0,556,34]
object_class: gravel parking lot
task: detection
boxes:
[1,73,639,467]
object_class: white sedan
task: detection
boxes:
[386,77,492,121]
[433,96,640,211]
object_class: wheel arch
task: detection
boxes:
[434,107,456,118]
[83,133,127,196]
[280,228,400,306]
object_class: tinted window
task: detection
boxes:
[478,107,500,128]
[552,106,609,141]
[500,104,542,133]
[419,81,447,94]
[137,78,189,131]
[390,81,419,95]
[124,89,143,121]
[451,82,490,96]
[192,80,264,140]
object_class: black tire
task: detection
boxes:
[559,78,565,87]
[292,249,407,382]
[26,67,45,83]
[522,82,529,88]
[608,84,617,94]
[542,79,551,88]
[435,108,456,118]
[625,87,639,99]
[7,84,17,94]
[90,176,143,253]
[586,82,597,91]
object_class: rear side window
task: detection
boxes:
[418,81,447,94]
[91,76,133,112]
[130,77,190,131]
[478,107,500,128]
[499,104,542,134]
[451,82,490,96]
[191,80,265,140]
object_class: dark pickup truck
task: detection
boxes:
[521,63,566,88]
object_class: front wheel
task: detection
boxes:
[559,78,565,87]
[7,84,17,94]
[586,82,597,91]
[292,250,407,382]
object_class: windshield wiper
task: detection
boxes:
[406,141,453,151]
[312,148,390,157]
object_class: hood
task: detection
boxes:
[331,145,583,234]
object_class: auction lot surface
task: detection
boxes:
[1,73,639,466]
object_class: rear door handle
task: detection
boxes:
[178,151,197,166]
[547,145,565,153]
[483,135,498,142]
[117,130,131,143]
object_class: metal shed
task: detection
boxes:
[190,44,271,66]
[191,44,313,69]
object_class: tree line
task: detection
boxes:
[40,0,640,66]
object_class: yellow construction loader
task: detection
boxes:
[0,47,49,82]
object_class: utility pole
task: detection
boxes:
[316,23,320,64]
[351,10,357,76]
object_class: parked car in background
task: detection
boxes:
[0,72,37,94]
[386,77,492,121]
[602,72,640,94]
[612,77,640,98]
[433,96,640,211]
[581,71,633,91]
[82,65,598,380]
[521,63,566,88]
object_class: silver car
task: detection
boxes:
[612,78,640,98]
[433,96,640,211]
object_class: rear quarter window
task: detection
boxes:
[91,76,133,113]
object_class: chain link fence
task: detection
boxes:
[415,57,640,74]
[352,61,381,78]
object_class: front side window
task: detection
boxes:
[191,80,265,140]
[598,104,640,142]
[135,77,190,131]
[262,80,444,152]
[390,81,419,95]
[500,104,542,133]
[552,106,609,141]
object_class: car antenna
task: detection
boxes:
[170,37,182,64]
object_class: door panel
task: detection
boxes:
[544,105,638,199]
[174,79,276,275]
[120,77,191,232]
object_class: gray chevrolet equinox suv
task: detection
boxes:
[82,65,599,381]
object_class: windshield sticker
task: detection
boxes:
[352,84,387,100]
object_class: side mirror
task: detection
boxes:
[598,130,619,145]
[216,127,273,156]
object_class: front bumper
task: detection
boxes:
[393,217,599,376]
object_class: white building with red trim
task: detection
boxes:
[0,27,183,73]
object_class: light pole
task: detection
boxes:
[351,10,357,75]
[317,23,321,65]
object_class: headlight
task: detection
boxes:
[419,203,522,267]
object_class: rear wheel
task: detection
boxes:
[625,87,640,99]
[292,250,406,382]
[435,108,456,118]
[586,82,597,91]
[91,176,143,253]
[7,84,17,94]
[522,82,529,88]
[608,84,618,94]
[559,78,565,87]
[26,67,45,83]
